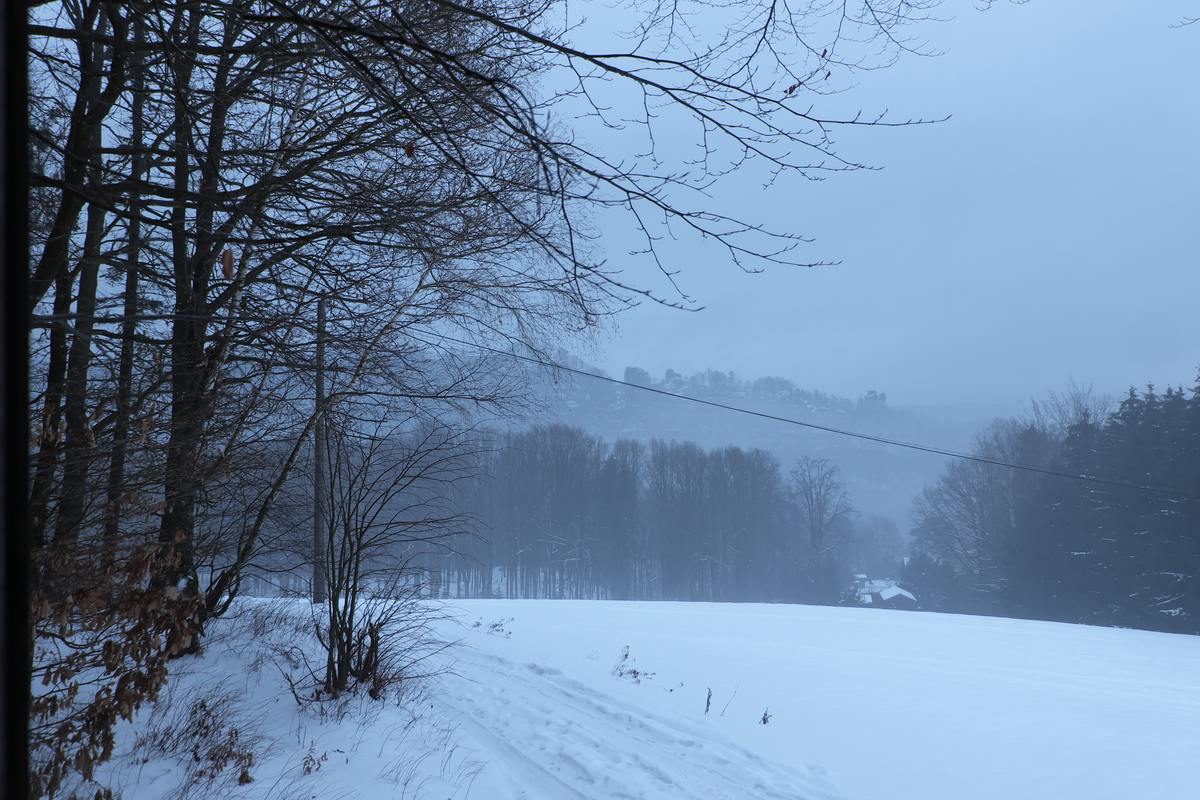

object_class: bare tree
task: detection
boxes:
[909,419,1057,607]
[790,456,852,599]
[1029,381,1112,439]
[311,414,470,699]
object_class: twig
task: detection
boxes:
[720,684,739,717]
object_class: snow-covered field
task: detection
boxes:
[100,600,1200,800]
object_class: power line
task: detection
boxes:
[409,331,1199,502]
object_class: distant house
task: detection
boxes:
[844,575,919,610]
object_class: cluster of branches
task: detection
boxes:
[25,0,935,794]
[423,424,903,603]
[904,376,1200,634]
[309,415,469,700]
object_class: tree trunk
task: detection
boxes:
[54,66,107,546]
[102,14,146,566]
[312,298,327,604]
[28,5,127,310]
[30,273,74,550]
[53,194,104,547]
[159,9,238,605]
[159,8,206,598]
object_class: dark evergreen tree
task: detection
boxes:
[915,373,1200,634]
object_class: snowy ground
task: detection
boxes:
[99,599,1200,800]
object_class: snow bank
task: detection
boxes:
[98,599,1200,800]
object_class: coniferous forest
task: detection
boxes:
[905,380,1200,634]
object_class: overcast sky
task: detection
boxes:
[581,0,1199,409]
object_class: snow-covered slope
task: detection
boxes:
[101,600,1200,800]
[441,601,1200,800]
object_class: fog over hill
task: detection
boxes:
[518,352,1017,529]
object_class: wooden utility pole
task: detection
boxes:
[312,297,327,604]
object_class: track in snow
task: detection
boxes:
[438,647,840,800]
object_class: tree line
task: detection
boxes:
[423,424,904,603]
[904,378,1200,634]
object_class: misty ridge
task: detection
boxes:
[525,350,1001,525]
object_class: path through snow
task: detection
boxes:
[439,646,840,800]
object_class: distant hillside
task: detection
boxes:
[522,352,998,528]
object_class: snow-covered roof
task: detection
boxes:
[850,576,917,606]
[877,585,916,603]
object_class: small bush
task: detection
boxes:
[472,617,514,638]
[302,741,328,775]
[134,685,262,799]
[30,543,202,799]
[612,645,655,683]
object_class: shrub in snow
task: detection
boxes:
[271,580,448,708]
[132,684,262,799]
[612,645,655,683]
[472,616,514,637]
[302,741,329,775]
[30,543,202,799]
[300,419,463,702]
[488,617,514,637]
